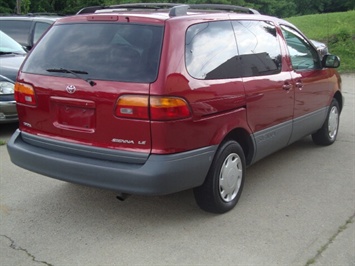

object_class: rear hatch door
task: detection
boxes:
[17,18,164,154]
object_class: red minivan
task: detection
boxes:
[7,4,342,213]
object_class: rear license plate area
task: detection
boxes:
[51,97,96,132]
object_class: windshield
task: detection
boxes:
[0,30,27,54]
[22,23,164,83]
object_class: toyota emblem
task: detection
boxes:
[66,85,76,94]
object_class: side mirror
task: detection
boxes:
[322,55,340,68]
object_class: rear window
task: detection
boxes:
[0,20,32,46]
[22,23,164,83]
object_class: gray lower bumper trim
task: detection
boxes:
[7,130,217,195]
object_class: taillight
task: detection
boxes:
[115,95,191,121]
[15,82,37,106]
[115,95,149,119]
[150,96,191,120]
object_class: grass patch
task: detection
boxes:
[0,140,6,146]
[286,10,355,73]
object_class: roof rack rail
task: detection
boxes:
[76,3,260,16]
[76,6,106,15]
[169,5,190,17]
[76,3,178,15]
[186,4,259,14]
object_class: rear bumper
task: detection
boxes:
[7,130,216,195]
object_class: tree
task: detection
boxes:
[0,0,16,14]
[325,0,355,12]
[29,0,55,13]
[294,0,331,15]
[243,0,297,17]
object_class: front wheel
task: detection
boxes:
[193,140,246,214]
[312,99,340,146]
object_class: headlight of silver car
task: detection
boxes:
[0,81,15,94]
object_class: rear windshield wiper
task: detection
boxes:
[46,68,96,86]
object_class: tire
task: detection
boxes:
[193,140,246,214]
[312,99,340,146]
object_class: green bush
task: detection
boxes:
[329,29,351,45]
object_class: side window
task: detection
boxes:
[281,25,321,70]
[232,20,282,77]
[0,20,31,46]
[33,22,52,44]
[185,21,240,80]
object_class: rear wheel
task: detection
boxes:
[193,140,246,214]
[312,99,340,146]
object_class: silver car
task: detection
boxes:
[0,30,27,123]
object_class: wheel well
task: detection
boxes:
[223,128,254,166]
[334,91,343,113]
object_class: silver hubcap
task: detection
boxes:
[328,106,339,140]
[219,153,243,202]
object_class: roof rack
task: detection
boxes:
[188,4,259,15]
[76,3,260,16]
[76,6,105,15]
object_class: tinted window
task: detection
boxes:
[0,20,31,46]
[33,22,52,44]
[185,21,239,79]
[22,23,164,83]
[232,20,282,77]
[281,25,321,70]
